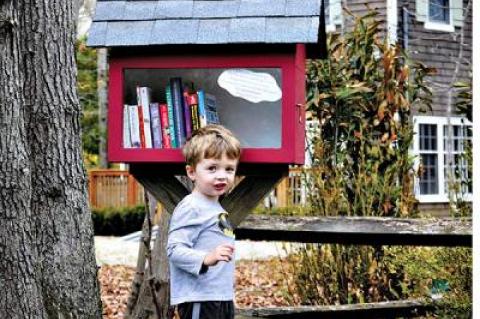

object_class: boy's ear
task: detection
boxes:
[185,165,195,182]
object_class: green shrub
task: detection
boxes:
[91,205,146,236]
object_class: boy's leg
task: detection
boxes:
[177,302,193,319]
[199,301,234,319]
[177,301,234,319]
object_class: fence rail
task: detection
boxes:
[236,215,472,247]
[237,300,434,319]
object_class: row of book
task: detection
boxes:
[123,77,219,149]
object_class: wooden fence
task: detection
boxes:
[88,170,144,208]
[235,215,472,318]
[88,168,305,209]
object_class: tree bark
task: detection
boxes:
[0,1,102,318]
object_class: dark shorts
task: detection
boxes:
[176,301,234,319]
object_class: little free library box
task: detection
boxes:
[87,0,327,167]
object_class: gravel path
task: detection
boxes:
[94,236,297,267]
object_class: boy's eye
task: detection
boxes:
[226,167,235,172]
[207,166,216,171]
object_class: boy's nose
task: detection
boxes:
[216,171,227,180]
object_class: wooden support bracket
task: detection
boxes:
[130,163,289,226]
[130,164,190,213]
[221,172,287,227]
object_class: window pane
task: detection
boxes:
[325,0,331,25]
[444,151,472,194]
[443,124,472,153]
[429,0,449,23]
[420,154,438,194]
[420,124,437,150]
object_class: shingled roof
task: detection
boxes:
[87,0,325,47]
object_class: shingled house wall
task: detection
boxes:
[333,0,472,216]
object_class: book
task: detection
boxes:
[186,91,200,132]
[198,90,219,126]
[170,77,186,147]
[136,86,153,148]
[205,93,219,124]
[137,105,146,148]
[197,89,207,128]
[149,102,163,149]
[182,85,192,139]
[159,103,171,148]
[128,105,141,148]
[123,105,132,148]
[165,83,177,148]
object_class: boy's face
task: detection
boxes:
[186,154,238,200]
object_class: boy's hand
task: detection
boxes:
[203,244,235,266]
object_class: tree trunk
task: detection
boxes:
[0,1,102,318]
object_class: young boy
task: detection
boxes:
[167,124,241,319]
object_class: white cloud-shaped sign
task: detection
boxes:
[217,69,282,103]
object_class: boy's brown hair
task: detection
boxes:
[182,124,241,168]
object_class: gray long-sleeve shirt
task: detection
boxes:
[167,192,235,305]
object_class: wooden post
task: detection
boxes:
[276,177,289,208]
[127,174,137,207]
[88,171,98,208]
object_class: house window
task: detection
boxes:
[325,0,342,32]
[429,0,450,24]
[413,116,472,203]
[443,125,472,194]
[425,0,454,32]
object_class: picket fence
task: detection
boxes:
[88,168,305,209]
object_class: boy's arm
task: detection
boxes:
[167,204,208,276]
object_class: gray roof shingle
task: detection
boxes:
[87,0,323,47]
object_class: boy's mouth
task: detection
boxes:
[214,183,227,191]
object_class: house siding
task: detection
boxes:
[333,1,472,215]
[343,0,388,32]
[397,0,472,117]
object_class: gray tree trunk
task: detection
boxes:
[0,1,102,318]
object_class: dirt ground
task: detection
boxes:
[99,258,296,319]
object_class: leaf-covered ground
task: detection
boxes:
[99,259,296,319]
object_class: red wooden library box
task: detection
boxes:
[107,44,306,165]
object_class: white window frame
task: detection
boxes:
[326,0,341,32]
[413,116,472,203]
[424,0,455,32]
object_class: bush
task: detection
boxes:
[91,205,146,236]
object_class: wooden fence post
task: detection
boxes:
[276,177,289,207]
[127,174,137,207]
[88,171,98,208]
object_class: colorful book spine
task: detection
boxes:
[128,105,141,148]
[149,102,163,149]
[170,77,186,146]
[165,83,177,148]
[187,92,200,131]
[197,89,208,128]
[137,105,146,148]
[183,86,192,139]
[159,103,171,148]
[123,105,132,148]
[205,93,219,124]
[137,86,153,148]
